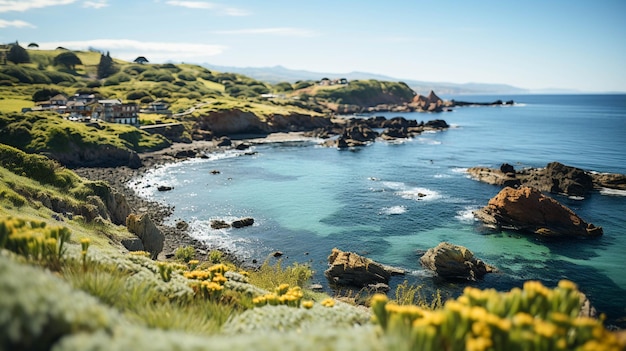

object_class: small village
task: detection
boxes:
[22,93,172,126]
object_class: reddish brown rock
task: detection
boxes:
[474,187,603,237]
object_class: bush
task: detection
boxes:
[174,246,195,263]
[43,71,76,84]
[140,69,175,82]
[177,72,197,81]
[86,80,102,88]
[274,82,293,92]
[126,90,151,101]
[103,72,132,86]
[294,80,314,90]
[32,88,64,102]
[123,64,150,76]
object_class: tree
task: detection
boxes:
[7,42,30,64]
[32,88,63,102]
[97,51,117,79]
[54,51,82,70]
[133,56,149,64]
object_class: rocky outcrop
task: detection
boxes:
[195,109,332,137]
[467,162,626,196]
[473,187,603,237]
[316,116,449,148]
[591,172,626,191]
[324,248,404,289]
[231,217,254,228]
[420,242,496,281]
[410,90,445,112]
[210,217,254,229]
[126,213,165,258]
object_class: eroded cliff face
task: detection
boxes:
[43,143,141,169]
[194,109,331,137]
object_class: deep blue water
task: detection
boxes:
[131,94,626,324]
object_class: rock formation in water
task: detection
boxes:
[467,162,626,196]
[473,186,603,237]
[324,248,404,289]
[419,242,496,281]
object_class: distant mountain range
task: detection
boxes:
[202,64,531,95]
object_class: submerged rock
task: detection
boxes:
[473,186,603,237]
[324,248,404,288]
[420,242,496,281]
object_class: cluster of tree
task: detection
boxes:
[97,52,117,79]
[5,42,30,64]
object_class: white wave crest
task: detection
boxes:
[397,187,442,201]
[600,188,626,196]
[381,181,442,201]
[455,206,480,223]
[380,205,407,215]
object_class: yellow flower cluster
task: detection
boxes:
[320,298,335,308]
[185,263,232,300]
[252,284,305,308]
[371,280,626,351]
[0,216,70,266]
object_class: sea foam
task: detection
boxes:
[380,205,407,215]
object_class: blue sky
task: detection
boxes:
[1,0,625,92]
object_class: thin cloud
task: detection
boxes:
[83,0,108,9]
[165,1,249,16]
[37,39,226,62]
[0,0,77,13]
[0,19,36,27]
[214,27,318,37]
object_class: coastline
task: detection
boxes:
[73,132,319,263]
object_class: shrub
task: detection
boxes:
[177,72,197,81]
[43,70,76,84]
[140,69,175,82]
[86,80,102,88]
[126,90,151,100]
[123,64,150,76]
[174,245,195,263]
[103,72,132,86]
[294,80,314,90]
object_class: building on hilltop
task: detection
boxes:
[140,100,172,115]
[92,99,138,125]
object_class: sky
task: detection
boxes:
[1,0,625,92]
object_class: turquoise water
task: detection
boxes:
[131,94,626,324]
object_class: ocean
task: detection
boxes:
[130,94,626,325]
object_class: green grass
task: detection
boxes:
[247,259,314,291]
[0,97,33,113]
